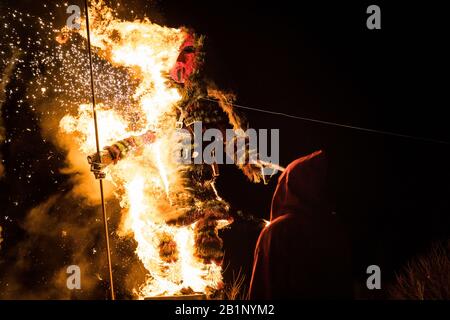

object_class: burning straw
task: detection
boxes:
[57,1,244,298]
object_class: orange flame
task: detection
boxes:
[59,1,223,298]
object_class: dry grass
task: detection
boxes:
[389,240,450,300]
[223,268,248,300]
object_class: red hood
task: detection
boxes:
[270,150,328,220]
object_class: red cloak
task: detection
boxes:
[249,150,352,299]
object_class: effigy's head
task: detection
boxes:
[169,31,204,85]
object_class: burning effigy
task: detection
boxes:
[58,1,266,298]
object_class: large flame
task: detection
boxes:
[59,2,223,298]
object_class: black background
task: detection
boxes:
[1,0,449,299]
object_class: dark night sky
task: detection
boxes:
[156,0,450,296]
[1,0,449,299]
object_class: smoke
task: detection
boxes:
[0,184,145,299]
[0,48,21,257]
[0,41,142,301]
[2,90,146,299]
[1,195,106,299]
[39,107,115,206]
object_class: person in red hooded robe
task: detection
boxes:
[249,150,352,299]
